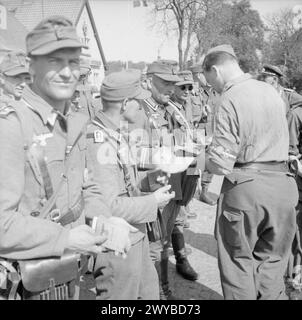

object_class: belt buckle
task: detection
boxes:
[49,209,61,222]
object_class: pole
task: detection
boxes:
[85,0,108,72]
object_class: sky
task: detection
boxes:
[89,0,302,63]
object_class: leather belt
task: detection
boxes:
[234,161,288,172]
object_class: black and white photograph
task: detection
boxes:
[0,0,302,305]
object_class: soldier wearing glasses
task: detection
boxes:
[168,70,199,282]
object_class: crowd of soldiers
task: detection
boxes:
[1,14,302,301]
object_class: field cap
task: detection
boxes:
[147,60,182,82]
[101,69,151,101]
[207,44,237,59]
[176,70,194,86]
[261,64,283,78]
[0,51,29,76]
[189,64,203,74]
[26,15,87,56]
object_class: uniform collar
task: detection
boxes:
[95,110,119,131]
[22,85,70,128]
[223,73,252,93]
[172,99,184,110]
[0,92,14,105]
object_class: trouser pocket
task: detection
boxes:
[222,209,243,248]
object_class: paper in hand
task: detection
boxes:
[152,147,194,174]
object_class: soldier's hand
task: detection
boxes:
[153,185,175,209]
[93,216,138,258]
[66,225,108,255]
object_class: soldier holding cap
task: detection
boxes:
[260,64,302,114]
[0,51,30,102]
[202,44,298,299]
[0,16,134,300]
[86,69,175,299]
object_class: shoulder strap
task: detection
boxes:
[167,100,193,139]
[91,118,135,196]
[9,100,34,150]
[41,121,87,221]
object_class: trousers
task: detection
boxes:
[216,170,298,300]
[94,235,159,300]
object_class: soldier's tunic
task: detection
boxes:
[0,85,110,260]
[191,84,220,189]
[191,84,220,135]
[207,74,298,300]
[86,110,159,300]
[139,97,184,261]
[281,87,302,115]
[168,97,201,248]
[287,104,302,274]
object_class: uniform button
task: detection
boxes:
[39,198,47,206]
[30,211,40,217]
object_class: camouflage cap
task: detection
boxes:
[261,64,283,78]
[176,70,193,86]
[189,64,203,74]
[147,61,182,82]
[101,69,151,101]
[0,51,29,76]
[207,44,237,59]
[26,15,87,56]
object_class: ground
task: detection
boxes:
[167,175,223,300]
[79,175,224,300]
[79,175,302,300]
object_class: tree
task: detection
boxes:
[263,8,302,91]
[194,0,265,72]
[152,0,203,70]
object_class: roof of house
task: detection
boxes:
[1,0,84,31]
[0,7,28,52]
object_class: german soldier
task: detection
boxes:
[86,69,175,299]
[287,97,302,292]
[168,69,200,281]
[260,64,302,114]
[0,16,135,300]
[139,60,199,299]
[0,51,30,102]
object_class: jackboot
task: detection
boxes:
[172,231,199,281]
[199,184,217,206]
[160,257,179,300]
